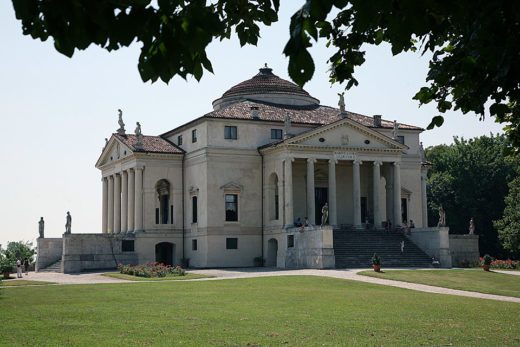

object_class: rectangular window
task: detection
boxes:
[170,205,174,225]
[192,129,197,143]
[287,235,294,248]
[225,194,238,221]
[224,126,238,139]
[397,135,405,144]
[226,238,238,250]
[192,196,198,223]
[178,135,183,145]
[275,194,279,220]
[155,208,159,224]
[271,129,283,139]
[122,240,134,252]
[192,239,198,251]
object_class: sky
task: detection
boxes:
[0,2,504,247]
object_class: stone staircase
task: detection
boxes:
[39,259,63,273]
[333,229,433,268]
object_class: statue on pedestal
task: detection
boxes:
[283,114,292,139]
[117,109,126,135]
[65,211,72,234]
[437,206,446,227]
[469,217,475,234]
[321,203,329,226]
[38,217,45,238]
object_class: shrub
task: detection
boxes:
[482,254,493,266]
[0,256,15,274]
[118,262,186,278]
[371,254,381,266]
[458,259,480,268]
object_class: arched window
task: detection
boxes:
[156,179,171,224]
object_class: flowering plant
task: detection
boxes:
[118,262,186,278]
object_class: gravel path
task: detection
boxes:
[4,268,519,303]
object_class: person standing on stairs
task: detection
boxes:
[400,240,405,255]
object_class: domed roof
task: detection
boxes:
[212,65,319,110]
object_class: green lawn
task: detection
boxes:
[359,269,520,298]
[0,279,55,287]
[0,276,519,346]
[102,272,211,281]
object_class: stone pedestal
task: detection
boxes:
[284,226,335,269]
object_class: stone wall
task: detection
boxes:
[284,226,335,269]
[407,227,452,268]
[62,233,137,273]
[36,237,63,271]
[449,234,480,267]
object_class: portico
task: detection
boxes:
[261,117,409,231]
[101,166,144,234]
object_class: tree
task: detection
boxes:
[10,1,520,149]
[425,134,518,256]
[494,176,520,258]
[4,241,36,263]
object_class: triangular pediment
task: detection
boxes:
[286,118,406,150]
[95,135,134,168]
[220,182,243,192]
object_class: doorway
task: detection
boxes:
[315,187,328,224]
[155,242,175,266]
[401,198,408,224]
[266,238,278,267]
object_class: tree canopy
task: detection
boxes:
[494,176,520,258]
[425,134,519,256]
[11,1,520,148]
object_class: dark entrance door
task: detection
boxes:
[401,198,408,224]
[315,187,328,224]
[155,242,174,266]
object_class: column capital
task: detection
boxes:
[307,157,317,163]
[134,166,144,171]
[285,156,294,163]
[393,161,401,167]
[329,158,338,165]
[353,159,363,165]
[373,160,383,166]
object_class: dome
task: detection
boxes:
[212,65,320,110]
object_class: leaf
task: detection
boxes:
[427,115,445,130]
[287,48,315,87]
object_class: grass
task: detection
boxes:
[102,272,211,281]
[0,276,519,346]
[359,269,520,298]
[1,279,55,287]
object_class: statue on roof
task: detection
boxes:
[338,92,346,113]
[283,113,292,139]
[135,122,143,148]
[117,109,126,135]
[419,142,426,162]
[392,120,399,140]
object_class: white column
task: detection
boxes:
[393,162,402,227]
[134,167,144,231]
[328,159,337,226]
[102,177,108,233]
[352,160,362,228]
[372,161,382,229]
[114,173,121,233]
[107,176,114,233]
[127,169,135,232]
[121,171,128,233]
[284,157,294,228]
[306,158,316,225]
[421,169,428,227]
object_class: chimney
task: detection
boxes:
[373,115,382,127]
[250,106,260,119]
